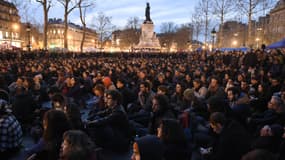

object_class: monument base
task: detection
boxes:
[135,22,161,51]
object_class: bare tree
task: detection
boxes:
[58,0,79,49]
[8,0,32,22]
[191,11,203,41]
[236,0,277,47]
[36,0,52,49]
[78,0,94,52]
[160,22,177,33]
[126,17,141,30]
[210,0,235,48]
[196,0,211,44]
[92,12,115,50]
[174,23,193,51]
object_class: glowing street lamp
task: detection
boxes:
[255,38,260,49]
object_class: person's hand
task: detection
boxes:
[260,125,272,136]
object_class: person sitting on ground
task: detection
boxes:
[148,94,176,135]
[131,135,163,160]
[207,112,251,160]
[25,110,71,160]
[157,119,191,160]
[86,90,132,153]
[0,99,23,159]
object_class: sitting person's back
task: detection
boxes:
[0,99,23,159]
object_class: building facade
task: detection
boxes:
[47,18,97,52]
[0,0,21,49]
[267,0,285,44]
[218,21,247,48]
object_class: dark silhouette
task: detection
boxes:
[145,2,152,22]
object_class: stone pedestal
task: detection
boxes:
[135,21,161,50]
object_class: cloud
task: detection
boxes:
[30,0,198,33]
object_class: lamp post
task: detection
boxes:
[26,23,31,51]
[211,28,216,50]
[11,23,19,48]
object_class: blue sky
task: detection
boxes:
[28,0,199,33]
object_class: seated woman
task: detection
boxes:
[157,119,191,160]
[60,130,96,160]
[26,110,71,160]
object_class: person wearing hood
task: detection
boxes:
[131,135,163,160]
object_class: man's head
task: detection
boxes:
[267,96,284,113]
[105,90,122,108]
[227,87,240,102]
[152,94,168,113]
[210,112,226,134]
[140,81,151,94]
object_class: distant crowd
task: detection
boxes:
[0,49,285,160]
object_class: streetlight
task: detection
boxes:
[11,23,19,48]
[26,23,31,51]
[211,28,216,50]
[255,38,260,49]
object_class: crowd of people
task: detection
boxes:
[0,48,285,160]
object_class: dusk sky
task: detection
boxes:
[28,0,199,33]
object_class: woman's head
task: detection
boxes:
[157,119,186,144]
[61,130,95,160]
[43,110,71,142]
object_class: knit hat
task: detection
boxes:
[102,76,112,87]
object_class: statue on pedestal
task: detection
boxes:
[145,2,152,23]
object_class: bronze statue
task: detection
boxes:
[145,2,152,22]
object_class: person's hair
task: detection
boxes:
[105,89,122,104]
[62,130,95,160]
[65,103,83,130]
[193,78,202,85]
[241,149,277,160]
[153,94,169,112]
[272,95,283,107]
[43,110,71,143]
[159,119,186,145]
[157,85,168,94]
[227,86,240,96]
[93,84,105,95]
[140,81,151,90]
[210,112,226,126]
[51,93,66,110]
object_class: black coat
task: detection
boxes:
[210,119,251,160]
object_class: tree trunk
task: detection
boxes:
[81,24,86,52]
[43,1,48,49]
[64,11,68,49]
